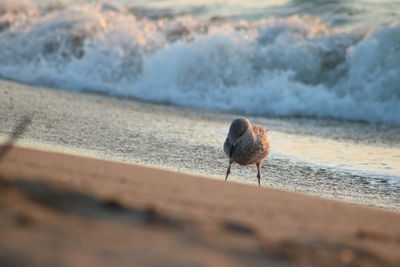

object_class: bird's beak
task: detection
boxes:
[228,135,237,145]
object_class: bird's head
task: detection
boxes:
[228,117,251,145]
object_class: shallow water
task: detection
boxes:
[271,131,400,182]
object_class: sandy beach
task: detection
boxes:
[0,79,399,266]
[1,146,400,266]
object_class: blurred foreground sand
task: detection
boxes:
[1,146,399,266]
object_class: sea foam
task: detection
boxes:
[0,1,399,124]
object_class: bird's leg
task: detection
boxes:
[225,162,232,182]
[256,162,261,187]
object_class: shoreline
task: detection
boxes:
[1,146,400,266]
[1,79,399,210]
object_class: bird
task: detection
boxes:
[223,117,270,187]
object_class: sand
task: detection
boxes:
[1,145,400,266]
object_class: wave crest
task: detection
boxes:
[0,2,399,124]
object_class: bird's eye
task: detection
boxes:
[238,128,246,137]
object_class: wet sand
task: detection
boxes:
[1,146,400,266]
[0,79,399,210]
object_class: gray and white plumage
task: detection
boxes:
[223,117,270,186]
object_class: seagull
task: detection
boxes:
[223,117,270,187]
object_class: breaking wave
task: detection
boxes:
[0,0,399,124]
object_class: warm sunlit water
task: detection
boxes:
[271,131,400,182]
[31,0,400,30]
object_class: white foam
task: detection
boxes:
[0,2,399,124]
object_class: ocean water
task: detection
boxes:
[0,0,399,124]
[0,0,399,192]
